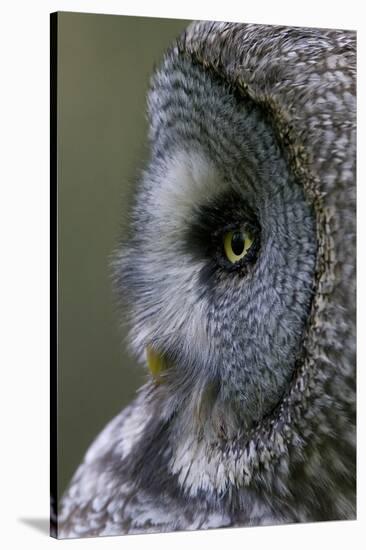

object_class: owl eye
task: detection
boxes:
[223,229,254,264]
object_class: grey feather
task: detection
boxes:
[56,21,356,538]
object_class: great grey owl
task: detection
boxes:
[55,21,356,538]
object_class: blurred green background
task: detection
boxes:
[57,12,190,498]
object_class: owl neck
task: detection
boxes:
[138,378,257,498]
[153,369,256,440]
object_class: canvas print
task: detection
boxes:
[50,12,356,539]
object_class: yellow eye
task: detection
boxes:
[223,229,254,264]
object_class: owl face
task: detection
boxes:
[116,55,316,432]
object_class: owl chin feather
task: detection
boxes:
[144,343,280,443]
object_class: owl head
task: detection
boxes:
[114,46,317,439]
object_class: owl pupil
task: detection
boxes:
[231,231,245,255]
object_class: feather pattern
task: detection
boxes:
[56,21,356,538]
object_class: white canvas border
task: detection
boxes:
[0,1,363,548]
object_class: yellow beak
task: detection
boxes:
[146,346,167,380]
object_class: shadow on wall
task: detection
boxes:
[18,518,49,536]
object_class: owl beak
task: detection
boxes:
[146,346,168,381]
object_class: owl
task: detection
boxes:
[55,21,356,538]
